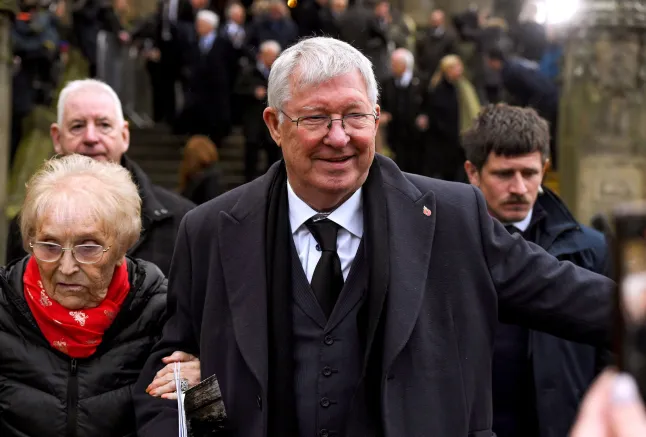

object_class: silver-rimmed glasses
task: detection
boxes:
[30,242,111,265]
[280,110,379,133]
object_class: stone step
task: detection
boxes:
[128,126,248,192]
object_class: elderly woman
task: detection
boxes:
[0,155,171,436]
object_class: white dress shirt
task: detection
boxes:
[508,208,533,233]
[398,69,413,88]
[287,182,364,282]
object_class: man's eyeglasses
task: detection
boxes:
[30,242,111,265]
[280,110,379,133]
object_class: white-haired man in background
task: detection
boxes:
[235,39,282,182]
[177,9,232,145]
[134,37,614,437]
[379,47,427,174]
[6,79,195,277]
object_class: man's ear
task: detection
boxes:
[542,158,551,175]
[374,104,381,131]
[464,160,481,186]
[121,120,130,155]
[263,107,283,147]
[51,123,63,154]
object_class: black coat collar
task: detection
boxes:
[121,155,172,223]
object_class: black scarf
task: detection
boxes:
[266,158,390,436]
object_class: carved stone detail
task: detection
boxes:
[559,0,646,223]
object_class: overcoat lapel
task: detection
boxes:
[218,165,281,396]
[378,157,437,373]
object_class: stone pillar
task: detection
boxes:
[0,2,15,265]
[559,0,646,225]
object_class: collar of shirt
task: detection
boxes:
[507,208,533,232]
[398,69,413,87]
[201,31,216,49]
[256,60,270,77]
[226,21,241,32]
[287,181,364,239]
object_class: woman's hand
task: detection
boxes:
[146,351,201,400]
[571,369,646,437]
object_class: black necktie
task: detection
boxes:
[505,224,521,235]
[306,218,344,318]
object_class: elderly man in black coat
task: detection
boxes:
[177,9,233,145]
[134,37,614,437]
[379,47,426,174]
[5,79,195,276]
[234,39,282,182]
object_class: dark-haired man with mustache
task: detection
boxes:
[463,103,610,437]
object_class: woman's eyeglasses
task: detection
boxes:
[30,242,111,265]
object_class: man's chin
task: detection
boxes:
[82,154,109,162]
[497,206,530,223]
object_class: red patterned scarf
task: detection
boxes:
[23,257,131,358]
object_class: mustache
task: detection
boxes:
[502,195,530,205]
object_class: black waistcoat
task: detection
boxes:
[291,240,368,437]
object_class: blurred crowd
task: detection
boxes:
[9,0,565,197]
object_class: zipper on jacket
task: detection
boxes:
[66,359,78,437]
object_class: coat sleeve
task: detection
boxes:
[134,216,202,437]
[471,186,615,348]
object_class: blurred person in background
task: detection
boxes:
[6,79,195,275]
[177,10,232,145]
[486,46,560,169]
[222,2,249,124]
[365,0,391,83]
[11,0,60,166]
[178,135,223,204]
[0,154,168,437]
[420,54,480,181]
[150,0,196,125]
[235,39,281,182]
[318,0,346,40]
[511,1,547,63]
[415,9,457,83]
[222,2,246,48]
[247,0,297,53]
[295,0,328,38]
[70,0,128,77]
[539,25,564,85]
[379,48,425,174]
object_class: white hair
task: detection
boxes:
[393,48,414,71]
[260,40,281,55]
[57,79,124,127]
[21,154,142,255]
[267,37,379,119]
[197,10,219,28]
